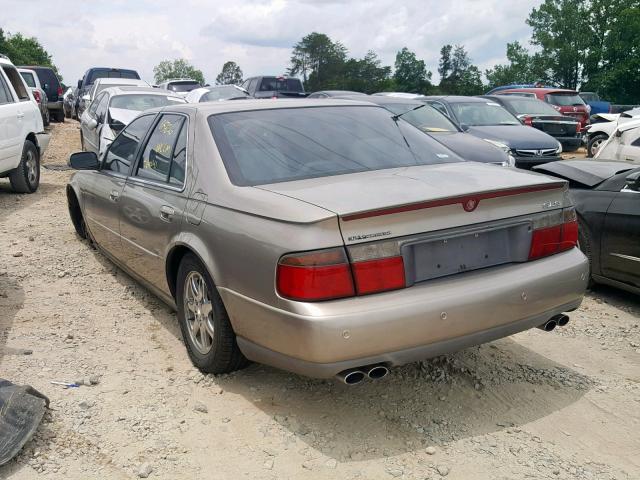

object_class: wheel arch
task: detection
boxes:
[166,239,220,301]
[26,132,38,148]
[66,184,87,238]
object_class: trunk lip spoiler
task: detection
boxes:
[341,182,567,222]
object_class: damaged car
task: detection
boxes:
[66,100,588,383]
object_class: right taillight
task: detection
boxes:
[32,90,41,104]
[276,248,355,301]
[529,207,578,261]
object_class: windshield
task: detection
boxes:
[201,86,249,101]
[384,103,458,132]
[209,106,461,186]
[109,94,185,111]
[96,83,137,96]
[168,81,201,92]
[503,98,560,116]
[450,102,520,126]
[258,77,303,93]
[20,72,36,88]
[87,69,139,85]
[546,93,585,107]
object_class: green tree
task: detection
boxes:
[438,44,483,95]
[340,51,393,93]
[153,58,205,85]
[527,0,590,89]
[215,61,243,85]
[485,41,551,88]
[0,29,61,79]
[288,32,347,91]
[393,47,432,94]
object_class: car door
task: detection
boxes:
[82,92,106,153]
[601,177,640,287]
[617,129,640,162]
[0,70,22,170]
[82,114,156,259]
[118,113,189,294]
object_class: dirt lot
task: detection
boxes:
[1,122,639,480]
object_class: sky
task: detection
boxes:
[2,0,543,86]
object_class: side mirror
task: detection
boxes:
[69,151,99,170]
[459,123,470,131]
[77,79,82,89]
[87,118,98,130]
[625,171,640,192]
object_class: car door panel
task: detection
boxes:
[601,189,640,286]
[0,69,24,168]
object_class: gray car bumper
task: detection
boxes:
[219,248,588,378]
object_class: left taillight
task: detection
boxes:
[276,248,355,301]
[529,207,578,261]
[32,90,41,103]
[57,86,63,96]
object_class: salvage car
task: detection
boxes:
[585,109,640,157]
[79,86,185,156]
[0,54,49,193]
[66,99,588,382]
[423,96,563,168]
[156,79,202,96]
[482,95,582,152]
[534,160,640,294]
[594,119,640,163]
[86,78,149,106]
[241,76,306,99]
[185,85,250,103]
[335,94,514,166]
[18,68,49,126]
[76,67,141,118]
[18,65,64,122]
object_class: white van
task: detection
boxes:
[0,54,49,193]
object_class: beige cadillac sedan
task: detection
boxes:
[66,100,588,384]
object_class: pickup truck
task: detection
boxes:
[0,54,49,193]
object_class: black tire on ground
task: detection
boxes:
[176,253,249,374]
[43,109,50,127]
[67,188,87,239]
[587,133,608,158]
[9,140,40,194]
[65,108,71,119]
[578,217,595,288]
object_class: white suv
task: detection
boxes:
[0,54,49,193]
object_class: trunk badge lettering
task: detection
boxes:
[347,231,391,242]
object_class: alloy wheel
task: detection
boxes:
[183,271,215,355]
[590,138,605,156]
[25,150,38,187]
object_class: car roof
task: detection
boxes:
[424,96,495,104]
[337,95,421,106]
[102,86,184,96]
[482,95,539,103]
[95,78,147,85]
[499,88,578,94]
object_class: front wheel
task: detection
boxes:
[176,254,248,374]
[587,134,608,158]
[9,141,40,193]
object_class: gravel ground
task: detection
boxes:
[0,122,638,480]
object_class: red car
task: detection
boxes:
[493,88,590,131]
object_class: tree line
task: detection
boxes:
[2,0,638,103]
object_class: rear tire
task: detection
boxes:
[176,254,248,374]
[43,109,50,127]
[587,134,608,158]
[578,217,595,288]
[9,141,40,193]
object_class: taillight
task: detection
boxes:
[528,207,578,260]
[277,248,355,301]
[57,86,63,96]
[32,90,41,104]
[576,122,581,133]
[522,116,533,126]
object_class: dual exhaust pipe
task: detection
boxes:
[336,364,389,385]
[538,313,570,332]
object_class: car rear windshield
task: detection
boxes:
[209,106,462,186]
[546,93,585,107]
[168,81,201,92]
[109,94,185,111]
[88,69,139,85]
[450,102,520,126]
[579,92,599,102]
[20,71,36,88]
[503,98,560,116]
[258,77,303,93]
[383,103,458,132]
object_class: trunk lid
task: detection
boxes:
[258,162,567,244]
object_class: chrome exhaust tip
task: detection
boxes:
[365,365,389,380]
[538,319,557,332]
[336,369,366,385]
[555,314,570,327]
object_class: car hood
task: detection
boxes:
[430,131,509,164]
[109,107,140,125]
[534,160,639,187]
[467,125,560,150]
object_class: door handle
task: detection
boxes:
[17,112,24,119]
[109,190,120,201]
[160,205,175,222]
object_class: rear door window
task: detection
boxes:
[2,66,29,101]
[0,74,14,104]
[546,93,585,107]
[20,71,36,88]
[102,115,155,175]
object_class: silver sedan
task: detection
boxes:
[66,100,588,384]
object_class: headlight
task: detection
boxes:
[556,142,563,154]
[483,138,511,154]
[502,155,516,168]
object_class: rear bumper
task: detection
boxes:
[555,136,583,148]
[220,248,588,378]
[47,101,63,111]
